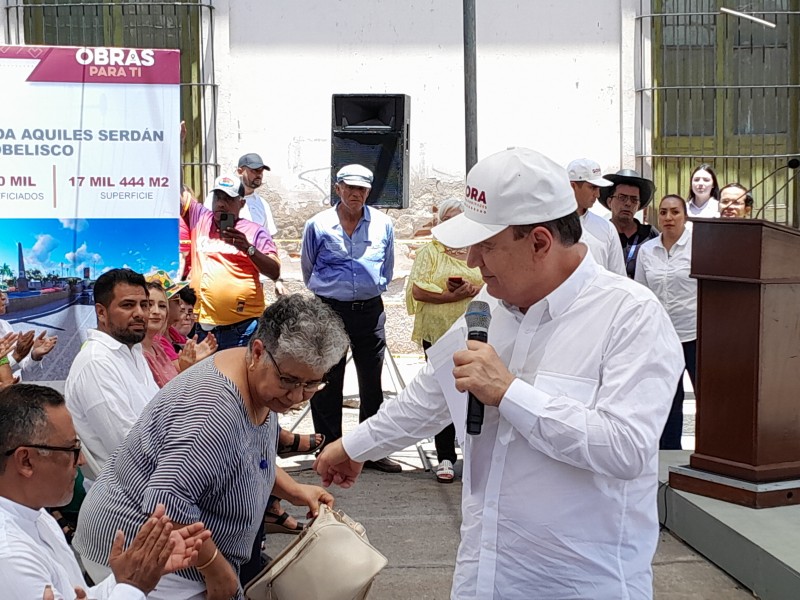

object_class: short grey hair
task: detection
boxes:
[0,384,65,473]
[436,198,464,224]
[248,294,348,372]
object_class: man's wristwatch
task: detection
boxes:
[247,245,256,256]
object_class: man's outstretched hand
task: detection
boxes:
[313,439,364,489]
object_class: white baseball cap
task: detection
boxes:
[336,164,373,189]
[211,174,244,198]
[566,158,613,186]
[432,148,577,248]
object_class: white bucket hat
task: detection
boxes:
[432,147,577,248]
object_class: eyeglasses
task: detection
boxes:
[265,350,327,393]
[4,443,82,465]
[610,194,641,205]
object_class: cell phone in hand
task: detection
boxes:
[219,212,236,232]
[448,276,464,285]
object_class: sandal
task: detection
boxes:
[277,432,325,458]
[264,510,306,535]
[436,459,455,484]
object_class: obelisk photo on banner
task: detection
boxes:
[0,45,181,380]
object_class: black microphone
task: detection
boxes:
[465,300,491,435]
[751,158,800,219]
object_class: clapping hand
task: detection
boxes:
[0,332,18,359]
[109,504,210,595]
[177,337,198,372]
[31,331,58,361]
[13,330,34,362]
[195,333,218,361]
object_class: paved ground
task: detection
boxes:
[273,394,753,599]
[264,257,752,597]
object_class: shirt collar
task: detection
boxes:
[0,495,44,526]
[498,251,599,322]
[543,252,599,320]
[654,226,691,250]
[87,328,142,354]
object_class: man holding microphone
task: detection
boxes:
[315,148,684,599]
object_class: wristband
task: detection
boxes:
[196,548,218,571]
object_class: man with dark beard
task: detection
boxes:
[65,269,158,479]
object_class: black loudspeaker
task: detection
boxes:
[331,94,410,209]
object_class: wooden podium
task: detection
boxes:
[669,218,800,508]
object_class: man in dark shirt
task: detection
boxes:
[599,169,659,278]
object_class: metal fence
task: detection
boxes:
[638,0,799,225]
[3,0,218,197]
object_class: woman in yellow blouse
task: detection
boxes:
[406,198,483,483]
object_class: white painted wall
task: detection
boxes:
[212,0,638,218]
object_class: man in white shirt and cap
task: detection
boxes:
[567,158,626,276]
[314,147,684,599]
[0,383,209,599]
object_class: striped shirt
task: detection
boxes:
[73,357,278,584]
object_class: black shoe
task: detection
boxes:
[364,457,402,473]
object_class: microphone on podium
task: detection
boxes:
[753,157,800,219]
[465,300,491,436]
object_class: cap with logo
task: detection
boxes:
[211,175,245,198]
[238,153,271,171]
[432,147,577,249]
[566,158,613,187]
[335,164,374,189]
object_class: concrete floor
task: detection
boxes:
[275,407,753,599]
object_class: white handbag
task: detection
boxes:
[244,504,388,600]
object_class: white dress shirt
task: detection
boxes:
[344,255,684,599]
[580,210,626,276]
[0,496,142,600]
[65,329,159,479]
[687,198,719,218]
[634,228,697,342]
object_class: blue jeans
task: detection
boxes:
[196,317,259,351]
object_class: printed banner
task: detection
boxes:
[0,45,180,381]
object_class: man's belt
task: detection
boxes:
[318,296,382,312]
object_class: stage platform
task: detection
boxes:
[659,450,800,600]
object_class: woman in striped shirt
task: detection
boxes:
[73,294,349,600]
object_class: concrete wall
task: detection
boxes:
[211,0,639,238]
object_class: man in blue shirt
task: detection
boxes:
[301,164,400,473]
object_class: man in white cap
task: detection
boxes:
[301,164,400,473]
[315,148,684,598]
[567,158,626,276]
[181,175,280,350]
